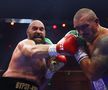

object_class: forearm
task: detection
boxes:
[79,58,93,80]
[31,44,52,58]
[77,56,103,81]
[74,49,97,80]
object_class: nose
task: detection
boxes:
[78,29,84,35]
[35,28,42,33]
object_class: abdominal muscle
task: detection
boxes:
[2,58,47,85]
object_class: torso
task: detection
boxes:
[86,27,108,79]
[3,39,48,85]
[87,27,108,56]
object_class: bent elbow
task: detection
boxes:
[87,74,95,80]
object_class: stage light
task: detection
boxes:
[19,19,32,23]
[4,18,33,24]
[10,19,15,26]
[52,24,57,29]
[62,23,66,27]
[11,21,15,25]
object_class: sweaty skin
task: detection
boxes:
[84,28,108,80]
[3,20,50,85]
[73,8,108,80]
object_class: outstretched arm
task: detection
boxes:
[18,39,51,58]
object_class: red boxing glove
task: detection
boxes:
[56,34,78,55]
[56,55,67,63]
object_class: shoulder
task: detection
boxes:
[100,34,108,44]
[96,34,108,55]
[20,39,35,44]
[17,39,35,48]
[97,28,108,46]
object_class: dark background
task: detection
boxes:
[0,0,108,70]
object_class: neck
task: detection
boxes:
[90,25,103,45]
[95,25,104,38]
[87,25,101,44]
[35,39,46,44]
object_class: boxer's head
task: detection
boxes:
[27,20,46,44]
[73,8,99,43]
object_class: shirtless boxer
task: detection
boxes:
[2,20,66,90]
[44,8,108,89]
[73,8,108,90]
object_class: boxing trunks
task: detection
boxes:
[0,77,39,90]
[91,76,108,90]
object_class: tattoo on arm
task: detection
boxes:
[92,36,108,74]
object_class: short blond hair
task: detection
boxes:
[73,8,98,21]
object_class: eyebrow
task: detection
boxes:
[75,24,89,30]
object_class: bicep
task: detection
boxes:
[91,38,108,77]
[18,41,35,57]
[96,36,108,67]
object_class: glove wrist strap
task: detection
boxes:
[74,49,88,64]
[48,45,59,56]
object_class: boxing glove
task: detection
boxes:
[45,55,65,79]
[45,55,66,79]
[45,37,68,63]
[48,32,78,56]
[65,29,79,37]
[56,55,67,63]
[56,33,78,55]
[74,35,89,63]
[65,30,89,64]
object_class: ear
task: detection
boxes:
[95,18,99,23]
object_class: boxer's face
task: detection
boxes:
[27,20,46,44]
[74,16,98,43]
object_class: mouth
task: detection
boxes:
[33,34,43,39]
[33,35,44,44]
[82,33,89,37]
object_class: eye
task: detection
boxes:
[39,27,45,31]
[81,24,89,29]
[76,24,89,30]
[32,26,38,31]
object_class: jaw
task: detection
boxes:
[33,38,45,44]
[84,35,97,44]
